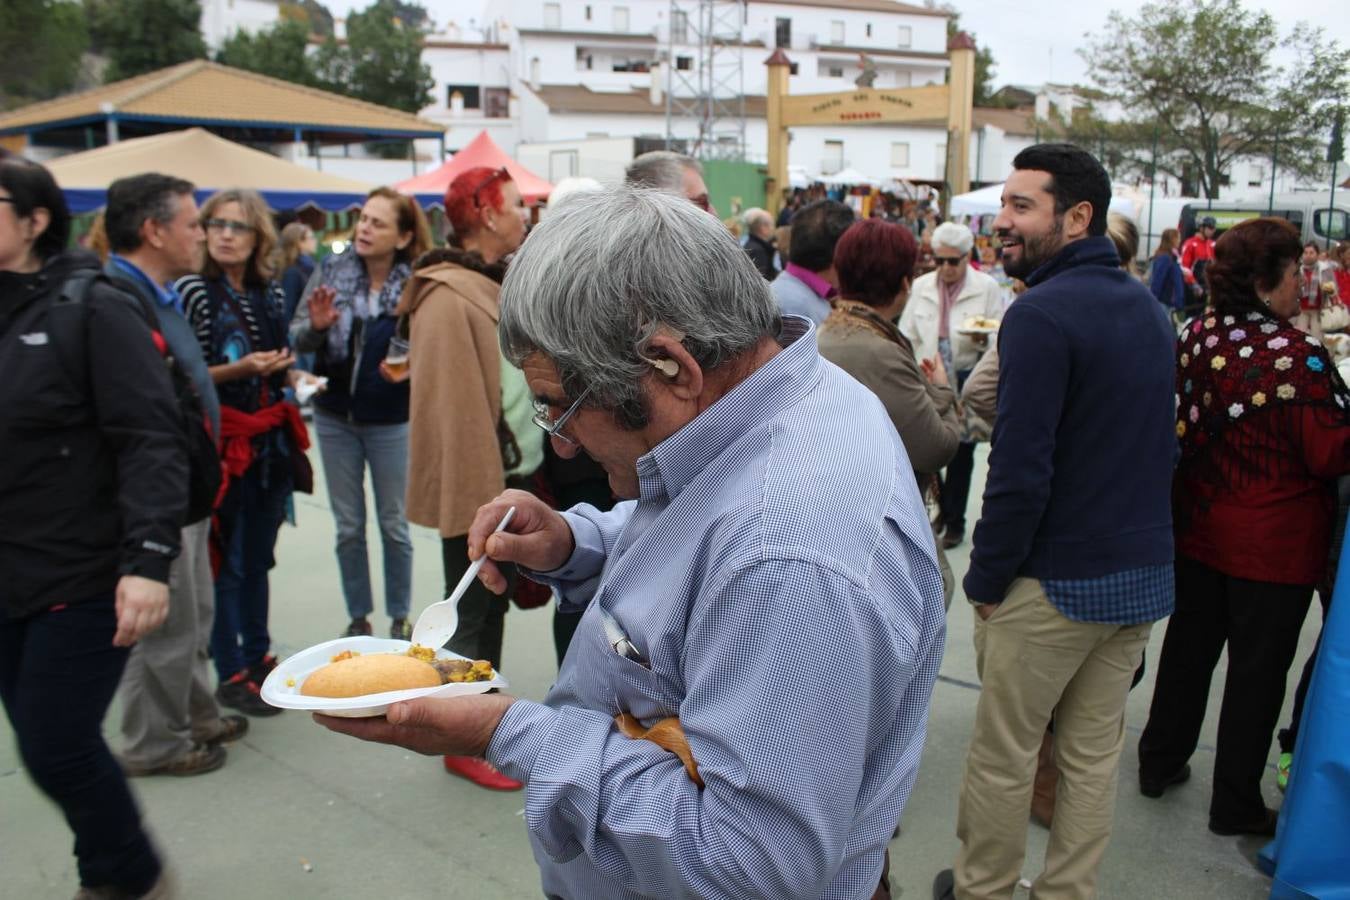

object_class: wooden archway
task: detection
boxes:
[765,33,977,215]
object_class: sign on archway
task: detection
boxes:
[765,34,976,215]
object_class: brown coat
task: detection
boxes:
[402,251,506,538]
[818,302,960,478]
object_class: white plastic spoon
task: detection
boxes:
[410,506,517,650]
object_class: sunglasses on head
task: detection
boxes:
[470,167,511,210]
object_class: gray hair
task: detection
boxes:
[624,151,702,194]
[742,207,771,232]
[499,187,779,428]
[931,221,974,255]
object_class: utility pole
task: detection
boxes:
[1146,122,1158,256]
[1268,136,1278,215]
[1327,109,1344,250]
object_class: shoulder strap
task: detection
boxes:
[48,270,101,394]
[51,272,168,393]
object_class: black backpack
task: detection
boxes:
[49,270,223,525]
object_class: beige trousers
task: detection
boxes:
[119,519,223,766]
[953,578,1152,900]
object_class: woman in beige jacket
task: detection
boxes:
[396,166,539,791]
[817,218,960,606]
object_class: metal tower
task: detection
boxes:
[664,0,746,161]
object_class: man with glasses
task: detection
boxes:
[624,150,716,215]
[899,221,1003,549]
[319,187,946,900]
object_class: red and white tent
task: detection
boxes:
[396,130,552,206]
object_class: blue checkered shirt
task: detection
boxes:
[1042,563,1175,624]
[486,318,947,900]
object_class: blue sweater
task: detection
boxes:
[964,236,1176,605]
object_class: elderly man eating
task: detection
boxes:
[318,187,946,900]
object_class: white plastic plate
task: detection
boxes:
[260,635,507,718]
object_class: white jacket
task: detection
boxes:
[899,267,1003,373]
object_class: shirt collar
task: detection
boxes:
[784,263,836,299]
[110,254,180,310]
[637,316,818,502]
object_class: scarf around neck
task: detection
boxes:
[318,250,411,363]
[1177,309,1350,486]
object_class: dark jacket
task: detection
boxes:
[0,252,187,619]
[281,255,315,326]
[964,236,1176,605]
[744,232,779,281]
[1148,253,1185,312]
[290,255,410,424]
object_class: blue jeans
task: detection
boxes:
[212,463,288,680]
[314,410,413,622]
[0,595,161,894]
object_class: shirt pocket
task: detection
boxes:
[574,601,683,724]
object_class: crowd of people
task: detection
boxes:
[2,140,1347,900]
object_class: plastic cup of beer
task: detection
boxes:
[385,337,410,377]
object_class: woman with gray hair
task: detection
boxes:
[899,219,1003,548]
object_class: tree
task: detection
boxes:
[1077,0,1348,198]
[943,7,997,106]
[0,0,88,108]
[87,0,207,81]
[279,0,334,37]
[217,19,316,86]
[312,0,432,114]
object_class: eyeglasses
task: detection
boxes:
[470,167,511,210]
[934,256,967,266]
[205,218,255,235]
[531,384,593,447]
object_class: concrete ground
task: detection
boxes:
[3,444,1309,899]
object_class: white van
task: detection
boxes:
[1137,193,1349,260]
[1179,196,1349,246]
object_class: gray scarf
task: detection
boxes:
[316,249,412,363]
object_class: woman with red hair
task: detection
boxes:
[817,218,960,604]
[395,166,538,791]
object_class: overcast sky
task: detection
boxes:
[950,0,1350,88]
[324,0,1349,92]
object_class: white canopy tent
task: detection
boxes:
[950,182,1141,220]
[820,167,878,187]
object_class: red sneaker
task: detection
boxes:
[443,755,523,791]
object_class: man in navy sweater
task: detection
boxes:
[934,145,1176,900]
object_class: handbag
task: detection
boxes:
[1319,301,1349,333]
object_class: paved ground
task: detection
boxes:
[3,445,1308,899]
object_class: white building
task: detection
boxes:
[199,0,284,51]
[426,0,971,186]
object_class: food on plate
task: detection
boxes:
[330,649,360,663]
[962,315,1000,331]
[406,644,436,662]
[301,654,441,698]
[432,658,495,684]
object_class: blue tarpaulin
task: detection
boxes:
[1259,534,1350,899]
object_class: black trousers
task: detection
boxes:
[0,594,161,893]
[938,367,975,534]
[938,441,976,533]
[1138,555,1312,824]
[440,535,513,670]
